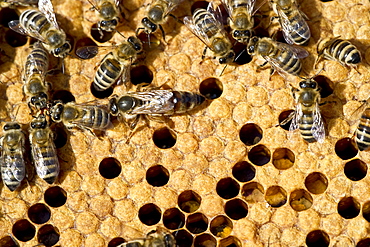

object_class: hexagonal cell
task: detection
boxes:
[0,236,19,247]
[51,123,68,149]
[90,23,114,43]
[136,32,161,51]
[241,182,264,203]
[306,230,330,247]
[12,219,36,242]
[278,110,295,131]
[344,159,367,181]
[216,177,240,200]
[239,123,263,146]
[51,90,76,104]
[265,186,287,208]
[5,29,28,48]
[232,161,255,183]
[219,236,242,247]
[152,127,177,149]
[163,208,185,230]
[210,215,233,238]
[108,237,125,247]
[37,224,60,246]
[289,189,313,211]
[0,8,18,26]
[146,165,170,187]
[248,144,271,166]
[130,65,153,86]
[357,238,370,247]
[99,157,122,179]
[199,77,223,99]
[44,186,67,208]
[28,203,51,224]
[178,190,201,213]
[194,234,217,247]
[190,1,210,13]
[272,148,295,170]
[335,138,358,160]
[138,203,162,226]
[186,212,209,234]
[173,229,193,247]
[315,75,333,98]
[337,197,360,219]
[224,199,248,220]
[304,172,328,194]
[362,201,370,222]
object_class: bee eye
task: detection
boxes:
[219,57,227,64]
[111,19,118,26]
[309,81,317,88]
[299,81,306,88]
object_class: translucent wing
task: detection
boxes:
[9,19,47,42]
[39,0,59,29]
[1,147,26,183]
[25,42,49,76]
[286,104,301,141]
[311,102,325,143]
[221,0,257,18]
[275,41,309,59]
[76,46,100,59]
[114,0,121,6]
[31,137,60,180]
[125,90,175,115]
[162,0,185,17]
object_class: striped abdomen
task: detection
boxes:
[326,39,361,66]
[272,48,301,75]
[299,111,315,143]
[193,8,219,39]
[79,106,111,130]
[170,91,206,114]
[20,10,52,38]
[24,42,49,79]
[284,9,310,45]
[355,108,370,151]
[93,53,124,91]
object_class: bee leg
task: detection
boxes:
[200,47,211,65]
[279,110,295,127]
[168,13,184,25]
[159,24,167,43]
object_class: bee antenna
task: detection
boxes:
[87,0,99,11]
[135,27,144,37]
[219,64,227,76]
[115,30,126,39]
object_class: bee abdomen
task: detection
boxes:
[172,91,206,114]
[279,50,301,75]
[20,9,50,35]
[328,39,361,65]
[355,109,370,151]
[94,56,122,91]
[299,114,315,143]
[1,157,25,191]
[288,15,310,45]
[35,148,60,184]
[85,107,111,130]
[193,9,218,38]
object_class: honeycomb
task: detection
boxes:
[1,0,370,246]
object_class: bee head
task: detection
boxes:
[30,116,47,129]
[247,36,259,55]
[233,30,252,43]
[299,79,317,89]
[128,36,143,52]
[53,42,72,58]
[99,19,118,31]
[3,122,21,131]
[31,92,48,109]
[142,17,157,33]
[50,102,64,122]
[117,96,135,113]
[219,51,235,64]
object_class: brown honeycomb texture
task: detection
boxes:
[1,0,370,246]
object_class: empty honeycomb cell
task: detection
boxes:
[335,137,358,160]
[314,75,334,98]
[173,229,193,247]
[241,182,265,203]
[199,77,223,99]
[0,8,18,26]
[216,177,240,200]
[146,165,170,186]
[163,208,185,229]
[305,230,330,247]
[44,186,67,208]
[186,212,209,234]
[37,224,60,247]
[219,236,242,247]
[130,65,154,86]
[51,124,68,149]
[265,186,287,208]
[304,172,328,194]
[0,236,18,247]
[12,219,36,242]
[278,110,295,131]
[51,90,76,103]
[108,237,125,247]
[239,123,263,146]
[362,201,370,222]
[210,215,233,238]
[5,29,28,48]
[344,159,367,181]
[248,144,271,166]
[337,196,360,219]
[136,32,161,52]
[90,24,114,43]
[75,37,97,57]
[232,161,255,182]
[190,0,209,13]
[272,148,295,170]
[91,83,114,99]
[224,199,248,220]
[193,234,217,247]
[27,203,51,225]
[152,127,177,149]
[138,203,162,226]
[233,43,252,65]
[99,157,122,179]
[357,238,370,247]
[289,189,313,211]
[178,190,201,213]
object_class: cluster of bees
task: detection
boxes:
[0,0,368,245]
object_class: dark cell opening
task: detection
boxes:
[173,229,193,247]
[91,83,114,99]
[163,208,185,230]
[272,148,295,170]
[108,237,125,247]
[90,24,114,43]
[304,172,328,194]
[319,0,333,2]
[12,219,36,242]
[99,157,122,179]
[37,224,60,247]
[224,199,248,220]
[239,123,263,146]
[274,30,288,44]
[289,189,313,211]
[306,230,330,247]
[232,161,255,182]
[0,8,18,26]
[265,186,287,207]
[75,37,98,59]
[136,32,161,51]
[0,236,19,247]
[51,123,68,149]
[153,127,177,149]
[186,213,209,234]
[210,215,233,238]
[233,43,252,65]
[216,177,240,200]
[178,190,201,213]
[337,196,360,219]
[146,165,170,187]
[344,159,367,181]
[278,110,295,131]
[138,203,162,226]
[194,234,217,247]
[44,186,67,208]
[314,75,333,98]
[362,201,370,222]
[52,90,76,104]
[199,77,223,100]
[28,203,51,224]
[190,1,210,14]
[357,238,370,247]
[248,144,271,166]
[241,182,264,203]
[5,29,28,47]
[335,138,358,160]
[130,65,153,86]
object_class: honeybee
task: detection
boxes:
[0,0,38,8]
[76,36,143,92]
[29,115,60,184]
[8,0,71,58]
[87,0,121,36]
[247,36,308,76]
[48,100,112,132]
[221,0,258,44]
[184,3,235,65]
[117,227,176,247]
[138,0,184,40]
[270,0,310,46]
[316,37,361,69]
[109,89,205,128]
[23,41,50,112]
[0,122,26,192]
[284,78,325,143]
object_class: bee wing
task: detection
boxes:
[263,55,290,79]
[8,20,48,42]
[311,102,325,143]
[31,138,60,180]
[289,105,301,132]
[114,0,122,6]
[25,42,49,75]
[1,153,26,182]
[275,41,309,59]
[126,90,175,115]
[76,46,100,59]
[38,0,60,29]
[162,0,185,17]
